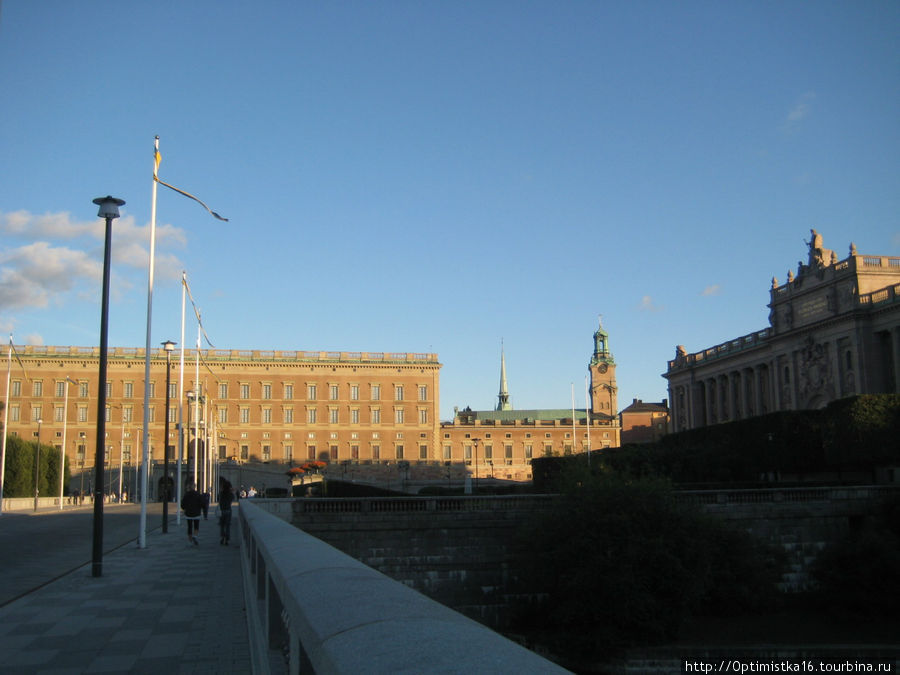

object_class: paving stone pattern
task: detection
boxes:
[0,510,250,674]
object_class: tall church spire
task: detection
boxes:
[497,340,512,411]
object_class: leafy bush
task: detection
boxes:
[510,463,785,657]
[573,394,900,485]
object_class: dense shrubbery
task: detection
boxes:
[509,464,785,658]
[557,394,900,486]
[2,434,71,498]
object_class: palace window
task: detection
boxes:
[284,384,293,400]
[219,383,228,399]
[307,384,317,400]
[418,385,428,401]
[371,384,380,401]
[262,384,272,400]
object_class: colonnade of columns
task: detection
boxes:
[668,325,900,433]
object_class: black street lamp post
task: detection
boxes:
[161,340,176,532]
[91,195,124,578]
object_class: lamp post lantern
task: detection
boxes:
[161,340,176,532]
[91,195,124,577]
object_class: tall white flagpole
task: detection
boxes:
[0,335,12,515]
[176,272,186,525]
[59,378,73,510]
[193,321,201,486]
[139,136,160,548]
[585,375,592,468]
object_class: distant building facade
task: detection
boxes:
[440,319,622,481]
[664,231,900,433]
[3,320,622,491]
[3,347,441,493]
[619,398,669,444]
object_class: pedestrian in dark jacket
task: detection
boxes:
[218,482,235,545]
[181,482,204,545]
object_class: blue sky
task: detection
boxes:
[1,1,898,420]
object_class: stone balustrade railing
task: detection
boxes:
[238,500,569,675]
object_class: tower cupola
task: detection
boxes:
[590,316,614,366]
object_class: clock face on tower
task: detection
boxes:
[599,363,608,373]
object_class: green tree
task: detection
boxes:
[510,461,784,658]
[2,434,70,498]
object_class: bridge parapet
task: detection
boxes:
[239,500,569,674]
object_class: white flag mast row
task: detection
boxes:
[139,137,228,549]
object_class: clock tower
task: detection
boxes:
[589,317,618,416]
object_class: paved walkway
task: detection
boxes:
[0,504,251,674]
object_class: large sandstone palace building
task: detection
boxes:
[3,322,620,493]
[664,231,900,432]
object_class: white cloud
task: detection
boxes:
[701,284,721,296]
[0,209,100,240]
[782,91,816,131]
[637,295,663,312]
[0,209,188,314]
[0,242,100,310]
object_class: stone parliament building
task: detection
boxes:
[665,231,900,432]
[3,321,621,493]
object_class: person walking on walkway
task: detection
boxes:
[181,482,204,545]
[218,482,235,545]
